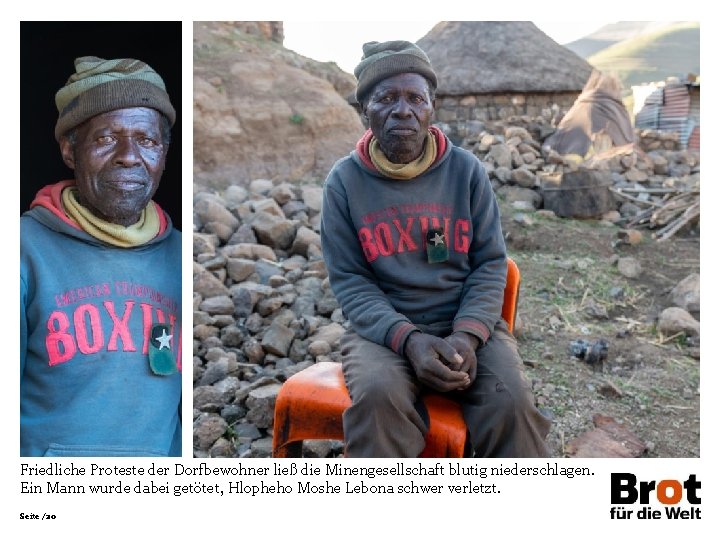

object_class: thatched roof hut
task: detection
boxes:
[417,21,593,95]
[416,21,594,141]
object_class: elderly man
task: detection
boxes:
[20,57,181,457]
[321,41,551,458]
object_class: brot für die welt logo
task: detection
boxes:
[610,473,701,520]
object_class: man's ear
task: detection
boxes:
[59,136,75,170]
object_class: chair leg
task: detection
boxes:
[273,440,303,458]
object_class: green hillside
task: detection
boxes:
[587,22,699,93]
[564,21,678,58]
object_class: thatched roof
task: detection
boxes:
[417,21,593,95]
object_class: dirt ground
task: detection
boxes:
[500,201,700,458]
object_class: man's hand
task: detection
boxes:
[444,332,480,389]
[405,332,469,392]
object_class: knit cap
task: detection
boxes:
[54,56,176,141]
[354,40,437,103]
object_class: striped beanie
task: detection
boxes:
[54,56,176,141]
[354,40,437,103]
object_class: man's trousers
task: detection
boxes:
[340,320,552,458]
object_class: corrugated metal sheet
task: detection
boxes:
[661,84,692,145]
[688,125,700,151]
[634,81,700,149]
[635,87,663,130]
[688,88,700,124]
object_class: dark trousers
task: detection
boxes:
[340,321,552,458]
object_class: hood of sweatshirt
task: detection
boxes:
[23,180,174,248]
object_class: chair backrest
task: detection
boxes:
[502,257,520,334]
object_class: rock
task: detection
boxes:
[624,167,648,182]
[308,323,346,348]
[616,229,643,246]
[307,340,332,358]
[619,201,642,217]
[316,294,340,316]
[511,167,536,188]
[270,183,295,205]
[249,179,274,195]
[235,376,278,404]
[232,423,263,443]
[301,186,324,213]
[203,222,234,243]
[650,153,669,175]
[480,133,497,146]
[199,295,235,315]
[583,299,609,319]
[565,414,646,458]
[494,166,512,183]
[609,286,625,300]
[255,259,284,284]
[220,404,246,425]
[303,439,334,458]
[243,338,266,364]
[194,325,219,340]
[542,169,615,218]
[222,325,247,348]
[252,198,285,217]
[250,212,297,250]
[209,437,236,458]
[224,185,249,207]
[290,226,322,257]
[248,437,273,458]
[671,274,700,313]
[193,386,226,412]
[194,233,218,257]
[214,377,243,402]
[496,185,543,208]
[261,321,295,356]
[512,213,534,227]
[658,307,700,337]
[226,258,256,282]
[194,269,230,299]
[194,310,214,326]
[486,143,513,169]
[617,257,642,278]
[231,282,274,305]
[245,383,282,428]
[598,381,623,398]
[511,201,535,213]
[222,242,277,262]
[194,198,240,230]
[504,126,531,140]
[227,224,258,245]
[193,414,228,452]
[198,357,233,386]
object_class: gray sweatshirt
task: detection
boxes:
[321,133,507,356]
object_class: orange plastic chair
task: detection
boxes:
[272,257,520,457]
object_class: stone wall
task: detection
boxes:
[434,92,579,141]
[636,129,681,152]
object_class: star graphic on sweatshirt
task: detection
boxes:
[430,232,445,246]
[156,329,173,350]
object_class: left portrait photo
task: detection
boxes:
[20,21,183,457]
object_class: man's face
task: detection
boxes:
[60,107,168,227]
[364,72,435,164]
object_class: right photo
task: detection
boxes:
[192,21,700,459]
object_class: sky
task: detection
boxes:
[283,21,614,74]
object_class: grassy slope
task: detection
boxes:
[587,22,699,91]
